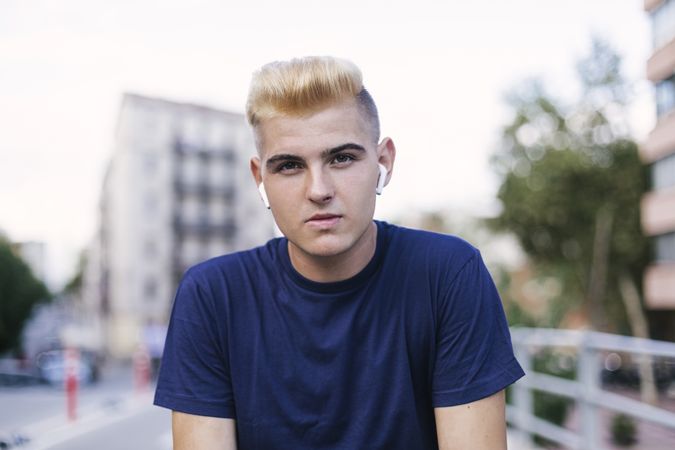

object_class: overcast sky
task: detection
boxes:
[0,0,654,288]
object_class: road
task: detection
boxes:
[0,362,171,449]
[32,401,170,450]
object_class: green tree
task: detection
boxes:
[0,236,50,354]
[491,38,649,332]
[63,250,85,295]
[491,36,658,404]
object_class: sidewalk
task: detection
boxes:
[21,392,155,450]
[0,360,156,449]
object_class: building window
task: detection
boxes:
[210,198,226,223]
[655,232,675,262]
[208,158,234,188]
[183,116,205,148]
[652,153,675,190]
[199,200,210,225]
[652,0,675,49]
[181,155,202,184]
[656,75,675,118]
[181,195,201,219]
[181,237,202,262]
[209,238,227,256]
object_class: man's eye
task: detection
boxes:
[277,161,302,172]
[332,154,355,165]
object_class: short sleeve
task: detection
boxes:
[432,251,524,407]
[153,272,236,418]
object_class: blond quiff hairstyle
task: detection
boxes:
[246,56,380,142]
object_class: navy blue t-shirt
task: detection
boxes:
[154,221,524,449]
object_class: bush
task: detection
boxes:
[611,413,638,447]
[532,350,575,448]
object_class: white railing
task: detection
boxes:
[507,328,675,449]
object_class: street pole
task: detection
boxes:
[65,347,79,422]
[134,345,150,394]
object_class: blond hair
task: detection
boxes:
[246,56,380,141]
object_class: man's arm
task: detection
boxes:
[172,411,237,450]
[434,389,507,450]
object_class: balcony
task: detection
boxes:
[640,113,675,163]
[173,180,235,200]
[644,0,664,12]
[173,139,237,162]
[647,37,675,83]
[644,263,675,309]
[172,216,237,237]
[641,186,675,236]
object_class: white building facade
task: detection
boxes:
[86,94,275,357]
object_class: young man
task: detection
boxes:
[154,56,524,449]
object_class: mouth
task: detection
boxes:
[305,214,342,228]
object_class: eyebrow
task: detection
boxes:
[265,153,303,170]
[265,142,366,170]
[322,143,366,158]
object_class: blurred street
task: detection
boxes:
[1,1,673,448]
[0,362,170,450]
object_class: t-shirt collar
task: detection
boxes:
[278,220,388,294]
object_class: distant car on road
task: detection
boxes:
[0,429,30,449]
[0,358,40,387]
[35,349,98,386]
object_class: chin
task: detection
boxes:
[294,235,354,258]
[308,241,352,258]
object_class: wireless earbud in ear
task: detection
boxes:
[376,163,387,195]
[258,182,270,209]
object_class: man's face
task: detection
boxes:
[250,98,394,262]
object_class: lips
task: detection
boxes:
[306,214,342,228]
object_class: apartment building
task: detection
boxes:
[642,0,675,310]
[86,94,275,357]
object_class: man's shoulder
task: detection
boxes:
[379,222,482,286]
[182,237,283,284]
[383,222,479,263]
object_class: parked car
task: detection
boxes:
[0,358,40,387]
[0,429,30,448]
[35,349,98,386]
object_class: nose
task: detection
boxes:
[307,167,334,204]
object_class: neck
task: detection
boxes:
[288,222,377,283]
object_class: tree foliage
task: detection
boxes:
[0,236,50,354]
[64,251,85,295]
[490,38,650,331]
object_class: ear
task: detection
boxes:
[376,137,396,188]
[250,156,271,209]
[250,156,263,185]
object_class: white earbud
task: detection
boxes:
[376,163,387,195]
[258,182,270,209]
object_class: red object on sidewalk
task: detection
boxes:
[134,345,150,394]
[65,347,79,422]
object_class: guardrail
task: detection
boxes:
[507,328,675,449]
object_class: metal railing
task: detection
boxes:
[507,328,675,449]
